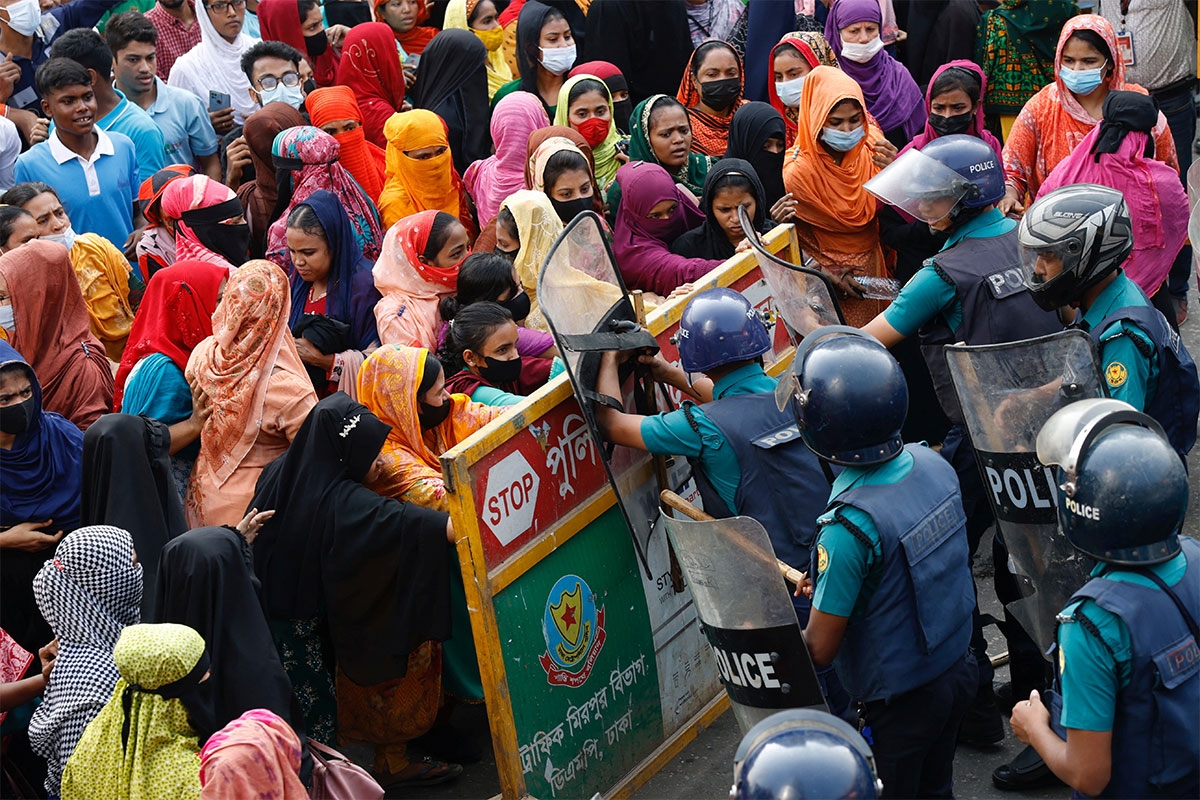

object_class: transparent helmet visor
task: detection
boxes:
[1035,398,1151,473]
[863,149,971,224]
[1018,240,1077,294]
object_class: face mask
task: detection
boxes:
[305,29,328,57]
[928,111,973,136]
[418,399,452,430]
[575,116,610,148]
[839,36,884,63]
[2,0,42,37]
[500,289,531,321]
[0,396,34,436]
[493,246,518,263]
[699,77,740,111]
[260,83,305,110]
[1060,63,1106,96]
[206,222,250,266]
[474,25,504,52]
[0,304,14,332]
[612,98,632,133]
[41,226,76,251]
[478,354,523,384]
[548,195,591,224]
[821,125,866,152]
[775,75,804,107]
[539,43,576,76]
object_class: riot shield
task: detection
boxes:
[945,330,1102,655]
[661,512,827,734]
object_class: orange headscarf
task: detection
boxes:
[305,86,387,202]
[373,0,437,54]
[378,110,465,230]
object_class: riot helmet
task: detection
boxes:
[1018,184,1133,312]
[863,134,1003,225]
[675,287,772,374]
[1037,398,1186,565]
[776,326,908,466]
[730,709,882,799]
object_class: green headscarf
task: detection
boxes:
[628,94,713,197]
[554,74,622,187]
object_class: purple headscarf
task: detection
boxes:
[824,0,925,140]
[900,60,1003,158]
[612,162,723,296]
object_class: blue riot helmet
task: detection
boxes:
[864,134,1003,226]
[675,287,772,374]
[731,709,882,800]
[920,134,1006,207]
[776,326,908,466]
[1037,398,1186,565]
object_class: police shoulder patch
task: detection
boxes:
[1058,642,1065,675]
[1105,361,1128,388]
[817,543,829,573]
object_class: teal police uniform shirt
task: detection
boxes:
[1057,550,1189,731]
[639,362,776,512]
[1080,273,1158,412]
[882,209,1017,337]
[810,449,916,619]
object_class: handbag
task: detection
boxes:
[307,738,384,800]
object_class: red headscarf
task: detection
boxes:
[259,0,341,86]
[305,86,387,201]
[372,0,436,54]
[335,22,408,148]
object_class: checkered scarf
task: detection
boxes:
[28,526,143,795]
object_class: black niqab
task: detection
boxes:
[724,102,788,207]
[1093,90,1158,161]
[413,29,493,173]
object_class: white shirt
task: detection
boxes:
[0,115,18,191]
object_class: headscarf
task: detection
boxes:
[29,526,143,797]
[464,91,551,224]
[501,190,563,332]
[975,0,1079,115]
[264,126,383,267]
[373,0,437,53]
[629,94,712,197]
[724,101,788,206]
[675,41,748,158]
[901,60,1003,158]
[65,233,136,362]
[569,60,630,132]
[137,165,195,281]
[444,0,513,98]
[199,710,306,799]
[612,160,721,296]
[672,157,771,262]
[59,623,207,800]
[0,240,113,430]
[515,0,572,102]
[287,190,382,350]
[162,176,245,269]
[259,0,340,87]
[177,0,257,124]
[524,126,595,191]
[335,22,407,148]
[305,86,387,201]
[238,103,306,256]
[82,416,188,620]
[1038,91,1188,298]
[1053,15,1126,125]
[185,261,311,486]
[372,210,458,349]
[554,73,621,186]
[115,261,227,409]
[249,392,454,684]
[824,0,926,139]
[0,630,34,726]
[413,29,493,173]
[154,528,300,741]
[766,31,839,148]
[378,109,465,230]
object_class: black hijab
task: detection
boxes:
[153,525,301,740]
[672,157,772,262]
[517,1,566,96]
[724,101,788,207]
[249,393,452,686]
[82,414,188,620]
[1093,90,1158,161]
[413,28,493,174]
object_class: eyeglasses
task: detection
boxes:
[206,0,245,14]
[258,71,301,90]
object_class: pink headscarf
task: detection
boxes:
[463,92,551,224]
[199,709,306,799]
[161,176,241,270]
[900,60,1003,159]
[372,210,459,349]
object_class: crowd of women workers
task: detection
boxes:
[0,0,1194,794]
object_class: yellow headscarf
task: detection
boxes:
[499,190,562,333]
[443,0,512,99]
[70,233,135,362]
[378,110,463,230]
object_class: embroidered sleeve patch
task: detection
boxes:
[817,543,829,573]
[1105,362,1128,388]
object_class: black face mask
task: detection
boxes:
[477,354,523,385]
[493,246,518,264]
[206,222,251,267]
[418,400,452,430]
[549,195,592,224]
[612,98,633,133]
[928,111,973,137]
[699,77,740,111]
[0,396,34,435]
[305,29,328,57]
[500,290,531,322]
[302,78,318,95]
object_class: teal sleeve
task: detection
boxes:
[470,385,525,406]
[640,406,740,512]
[810,506,878,618]
[881,265,959,338]
[1098,323,1154,411]
[549,357,565,379]
[1058,601,1131,732]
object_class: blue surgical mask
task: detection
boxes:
[259,83,305,110]
[775,75,804,107]
[1059,63,1106,96]
[821,125,866,152]
[0,305,14,332]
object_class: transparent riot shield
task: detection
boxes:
[661,513,827,734]
[945,330,1102,655]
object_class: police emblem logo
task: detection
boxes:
[817,543,829,573]
[539,574,607,687]
[1058,642,1065,675]
[1105,361,1128,388]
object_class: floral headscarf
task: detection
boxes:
[199,709,306,799]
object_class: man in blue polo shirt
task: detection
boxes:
[15,58,140,246]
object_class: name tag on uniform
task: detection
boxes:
[1116,30,1136,66]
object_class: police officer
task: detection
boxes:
[784,327,976,799]
[1010,399,1199,798]
[1019,184,1200,457]
[861,134,1061,747]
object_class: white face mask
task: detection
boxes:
[41,227,76,251]
[2,0,42,37]
[839,36,884,63]
[775,75,805,107]
[259,83,305,110]
[539,43,576,76]
[0,305,14,332]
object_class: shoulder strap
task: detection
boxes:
[1130,566,1200,642]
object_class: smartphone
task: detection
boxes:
[208,90,232,113]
